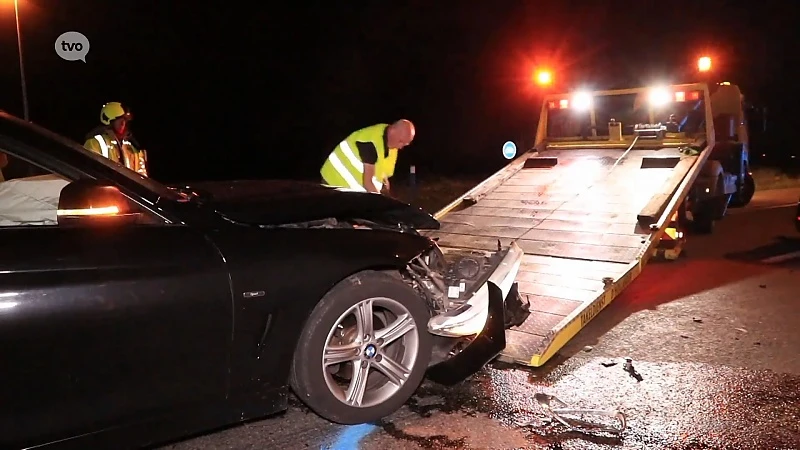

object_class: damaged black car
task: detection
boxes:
[0,112,527,450]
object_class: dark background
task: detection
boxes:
[0,1,796,183]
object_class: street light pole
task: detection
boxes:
[14,0,29,121]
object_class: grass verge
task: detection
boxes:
[751,167,800,191]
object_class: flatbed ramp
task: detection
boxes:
[425,145,709,367]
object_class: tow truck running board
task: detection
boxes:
[498,259,643,367]
[638,157,696,225]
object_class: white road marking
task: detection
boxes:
[760,250,800,264]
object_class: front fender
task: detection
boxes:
[207,227,436,390]
[326,228,436,271]
[211,227,435,310]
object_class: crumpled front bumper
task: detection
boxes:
[425,242,530,385]
[427,241,524,337]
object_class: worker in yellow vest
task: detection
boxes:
[320,120,415,194]
[84,102,149,177]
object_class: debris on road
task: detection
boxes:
[623,357,633,372]
[735,328,748,333]
[530,393,627,435]
[693,317,703,323]
[600,360,617,367]
[583,345,593,352]
[623,357,643,382]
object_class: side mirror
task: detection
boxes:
[57,179,140,226]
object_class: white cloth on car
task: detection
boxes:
[0,174,70,226]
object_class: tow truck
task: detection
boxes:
[423,57,757,367]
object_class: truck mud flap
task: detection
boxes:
[524,156,558,169]
[426,282,528,385]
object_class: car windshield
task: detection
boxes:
[545,88,707,142]
[28,121,185,202]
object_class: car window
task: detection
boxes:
[77,145,185,203]
[0,155,166,227]
[8,118,185,203]
[62,135,184,203]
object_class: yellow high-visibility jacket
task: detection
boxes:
[320,124,398,191]
[84,128,148,177]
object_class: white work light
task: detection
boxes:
[648,87,671,107]
[572,91,592,111]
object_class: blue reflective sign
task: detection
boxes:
[502,141,517,159]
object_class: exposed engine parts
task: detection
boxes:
[405,243,508,314]
[265,217,510,318]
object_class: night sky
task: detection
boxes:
[0,1,796,184]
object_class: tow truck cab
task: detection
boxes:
[537,82,754,234]
[706,82,756,208]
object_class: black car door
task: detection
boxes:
[0,215,233,445]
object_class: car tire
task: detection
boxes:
[289,270,432,424]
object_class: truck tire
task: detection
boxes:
[693,182,730,234]
[701,160,724,179]
[690,163,724,234]
[729,172,756,207]
[691,207,715,234]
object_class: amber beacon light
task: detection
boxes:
[697,56,712,72]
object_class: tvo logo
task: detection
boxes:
[55,31,90,63]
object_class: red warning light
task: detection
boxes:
[534,69,553,86]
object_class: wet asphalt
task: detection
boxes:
[162,190,800,450]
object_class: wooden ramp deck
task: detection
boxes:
[425,147,701,366]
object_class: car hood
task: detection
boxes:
[176,179,440,230]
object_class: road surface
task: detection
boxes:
[161,189,800,450]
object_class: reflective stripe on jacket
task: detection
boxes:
[320,123,398,191]
[84,130,148,177]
